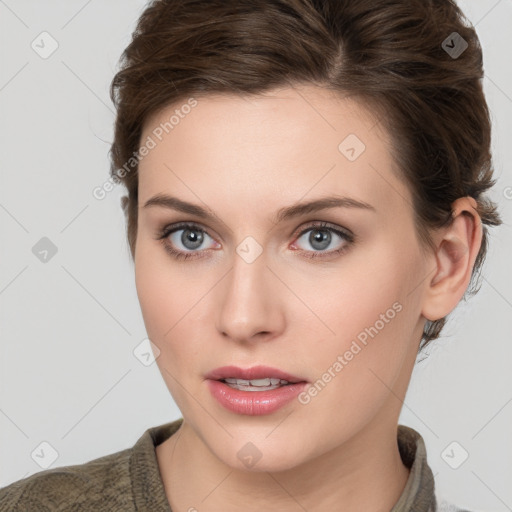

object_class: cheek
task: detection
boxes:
[134,241,214,367]
[296,246,420,403]
[135,255,171,340]
[302,245,414,341]
[135,251,205,410]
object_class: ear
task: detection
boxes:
[422,197,483,322]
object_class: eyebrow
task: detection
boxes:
[142,194,376,223]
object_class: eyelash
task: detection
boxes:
[155,221,354,261]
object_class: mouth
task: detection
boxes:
[220,377,293,392]
[205,365,307,386]
[205,365,309,415]
[205,365,307,391]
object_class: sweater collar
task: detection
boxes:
[391,425,436,512]
[130,419,435,511]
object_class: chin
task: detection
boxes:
[203,430,316,474]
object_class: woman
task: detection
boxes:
[0,0,502,510]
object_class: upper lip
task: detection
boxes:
[205,365,307,383]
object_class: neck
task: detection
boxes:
[156,412,410,512]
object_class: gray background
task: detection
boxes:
[0,1,511,509]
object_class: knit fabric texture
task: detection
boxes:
[0,419,471,511]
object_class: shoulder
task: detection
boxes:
[0,446,134,512]
[0,419,182,512]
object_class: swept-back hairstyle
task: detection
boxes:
[109,0,501,349]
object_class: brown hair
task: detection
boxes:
[109,0,501,349]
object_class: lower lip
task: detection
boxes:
[207,379,308,415]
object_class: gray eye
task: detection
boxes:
[169,227,213,251]
[295,228,345,252]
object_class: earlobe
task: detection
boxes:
[422,197,483,321]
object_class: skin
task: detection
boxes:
[133,84,482,511]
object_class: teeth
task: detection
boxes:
[223,377,290,390]
[225,378,250,385]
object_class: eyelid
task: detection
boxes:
[292,220,353,240]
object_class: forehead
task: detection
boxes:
[141,85,380,155]
[137,85,411,222]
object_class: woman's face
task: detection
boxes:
[135,85,431,471]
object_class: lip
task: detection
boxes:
[204,365,307,384]
[205,365,308,416]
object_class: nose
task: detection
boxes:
[215,247,286,344]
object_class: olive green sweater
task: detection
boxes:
[0,419,469,511]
